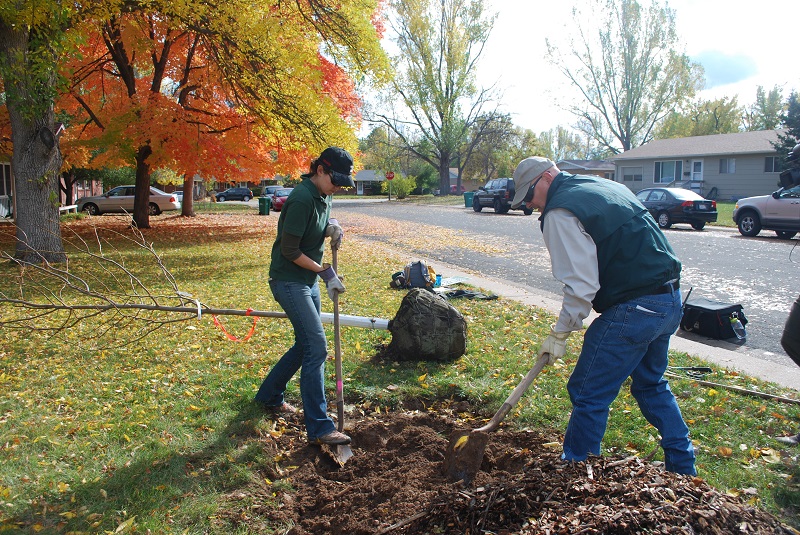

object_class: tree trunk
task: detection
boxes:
[61,171,75,205]
[439,158,451,196]
[133,145,153,229]
[0,22,66,264]
[181,174,195,216]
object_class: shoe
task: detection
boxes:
[314,430,351,445]
[266,402,298,415]
[775,433,800,446]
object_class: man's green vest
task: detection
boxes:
[542,173,681,312]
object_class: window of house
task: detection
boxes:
[0,162,11,196]
[622,166,642,182]
[765,157,779,173]
[719,158,736,174]
[654,161,682,183]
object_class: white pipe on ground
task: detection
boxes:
[320,312,389,330]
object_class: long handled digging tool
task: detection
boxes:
[321,247,354,466]
[444,352,550,483]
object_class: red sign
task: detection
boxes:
[385,171,395,180]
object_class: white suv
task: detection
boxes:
[732,185,800,239]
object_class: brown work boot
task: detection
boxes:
[265,402,298,416]
[314,430,351,445]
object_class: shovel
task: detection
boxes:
[444,352,550,483]
[321,247,354,466]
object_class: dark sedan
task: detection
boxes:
[635,187,717,230]
[215,187,253,202]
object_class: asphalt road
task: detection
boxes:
[331,198,800,369]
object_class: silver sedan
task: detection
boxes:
[77,186,181,216]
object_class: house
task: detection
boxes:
[452,168,481,193]
[610,130,784,201]
[354,170,386,195]
[557,159,616,180]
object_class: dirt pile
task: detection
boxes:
[219,407,796,534]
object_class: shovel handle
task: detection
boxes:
[475,353,549,433]
[332,247,345,432]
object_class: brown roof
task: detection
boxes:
[557,159,616,171]
[612,130,781,161]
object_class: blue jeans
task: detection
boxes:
[563,288,696,475]
[254,280,336,440]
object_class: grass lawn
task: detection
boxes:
[715,201,736,228]
[1,200,798,533]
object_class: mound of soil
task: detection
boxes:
[219,405,795,534]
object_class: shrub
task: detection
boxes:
[381,175,414,199]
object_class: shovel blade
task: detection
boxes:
[443,429,490,483]
[321,443,354,467]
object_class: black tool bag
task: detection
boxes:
[680,297,748,340]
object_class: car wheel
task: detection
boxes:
[690,221,706,231]
[148,203,162,216]
[493,198,503,213]
[522,207,533,216]
[776,231,797,239]
[243,196,251,202]
[218,196,226,202]
[656,211,672,229]
[736,210,761,237]
[82,203,99,216]
[472,197,482,212]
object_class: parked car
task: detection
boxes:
[77,186,180,216]
[174,191,184,203]
[635,187,717,230]
[262,185,283,198]
[472,177,533,215]
[215,187,253,202]
[450,184,465,194]
[270,188,293,211]
[732,184,800,239]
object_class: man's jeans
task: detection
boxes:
[563,288,696,475]
[254,280,336,440]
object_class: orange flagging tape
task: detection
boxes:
[212,308,259,342]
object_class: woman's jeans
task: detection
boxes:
[254,280,335,440]
[563,288,696,475]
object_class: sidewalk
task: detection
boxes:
[421,253,800,391]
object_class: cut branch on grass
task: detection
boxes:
[665,372,800,405]
[0,222,217,347]
[0,221,388,348]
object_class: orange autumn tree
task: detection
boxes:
[59,0,388,227]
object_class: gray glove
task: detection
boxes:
[325,218,343,250]
[318,264,345,300]
[537,324,570,364]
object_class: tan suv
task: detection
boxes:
[732,184,800,239]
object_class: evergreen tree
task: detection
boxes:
[774,92,800,170]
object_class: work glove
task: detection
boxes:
[537,325,571,365]
[325,218,344,250]
[318,263,345,301]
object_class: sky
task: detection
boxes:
[473,0,800,134]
